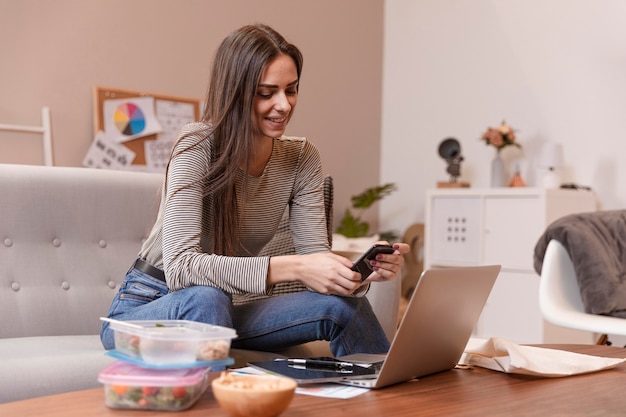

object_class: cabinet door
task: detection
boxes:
[483,196,543,271]
[429,196,482,265]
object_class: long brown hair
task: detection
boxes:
[169,24,303,256]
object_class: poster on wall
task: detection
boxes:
[103,96,162,143]
[143,100,197,172]
[82,130,136,170]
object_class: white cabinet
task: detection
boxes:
[424,188,597,344]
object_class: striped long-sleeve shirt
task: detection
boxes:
[139,122,329,296]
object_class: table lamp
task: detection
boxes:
[539,142,564,188]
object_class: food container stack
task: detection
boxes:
[98,320,237,411]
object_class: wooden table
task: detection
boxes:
[2,344,626,416]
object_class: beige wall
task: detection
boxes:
[0,0,384,230]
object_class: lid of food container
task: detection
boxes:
[98,361,209,386]
[105,350,235,370]
[104,319,237,340]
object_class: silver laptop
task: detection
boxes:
[249,265,500,389]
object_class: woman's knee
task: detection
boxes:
[303,293,368,325]
[171,286,234,326]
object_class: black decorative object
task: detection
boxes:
[438,137,464,182]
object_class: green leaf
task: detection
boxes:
[350,183,396,209]
[336,182,397,238]
[379,230,400,242]
[336,209,370,238]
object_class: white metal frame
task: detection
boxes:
[0,107,53,166]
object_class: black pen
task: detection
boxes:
[287,358,354,370]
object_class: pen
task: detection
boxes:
[287,358,354,370]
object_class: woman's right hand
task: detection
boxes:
[268,252,363,296]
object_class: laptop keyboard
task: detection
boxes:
[354,360,384,372]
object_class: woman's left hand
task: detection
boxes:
[362,241,410,283]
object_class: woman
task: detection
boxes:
[100,24,410,356]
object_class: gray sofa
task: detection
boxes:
[0,163,399,403]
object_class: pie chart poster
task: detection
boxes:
[103,96,162,143]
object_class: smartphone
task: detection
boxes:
[350,244,395,281]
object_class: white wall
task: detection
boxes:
[381,0,626,235]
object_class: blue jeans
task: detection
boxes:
[100,263,390,357]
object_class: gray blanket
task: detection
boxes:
[533,210,626,318]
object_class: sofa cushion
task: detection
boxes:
[0,335,114,403]
[0,164,164,338]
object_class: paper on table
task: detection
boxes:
[294,383,368,399]
[231,367,368,399]
[462,337,626,377]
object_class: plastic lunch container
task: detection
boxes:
[109,320,237,365]
[98,361,210,411]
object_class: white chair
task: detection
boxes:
[539,239,626,344]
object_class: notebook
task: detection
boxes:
[248,264,501,389]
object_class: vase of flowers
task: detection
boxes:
[490,151,505,187]
[481,121,521,187]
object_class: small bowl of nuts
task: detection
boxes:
[104,319,237,366]
[211,372,297,417]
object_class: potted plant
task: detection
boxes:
[335,183,398,247]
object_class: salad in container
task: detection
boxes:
[104,319,237,366]
[98,361,210,411]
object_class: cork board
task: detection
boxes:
[93,85,201,165]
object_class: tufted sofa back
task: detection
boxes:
[0,164,163,338]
